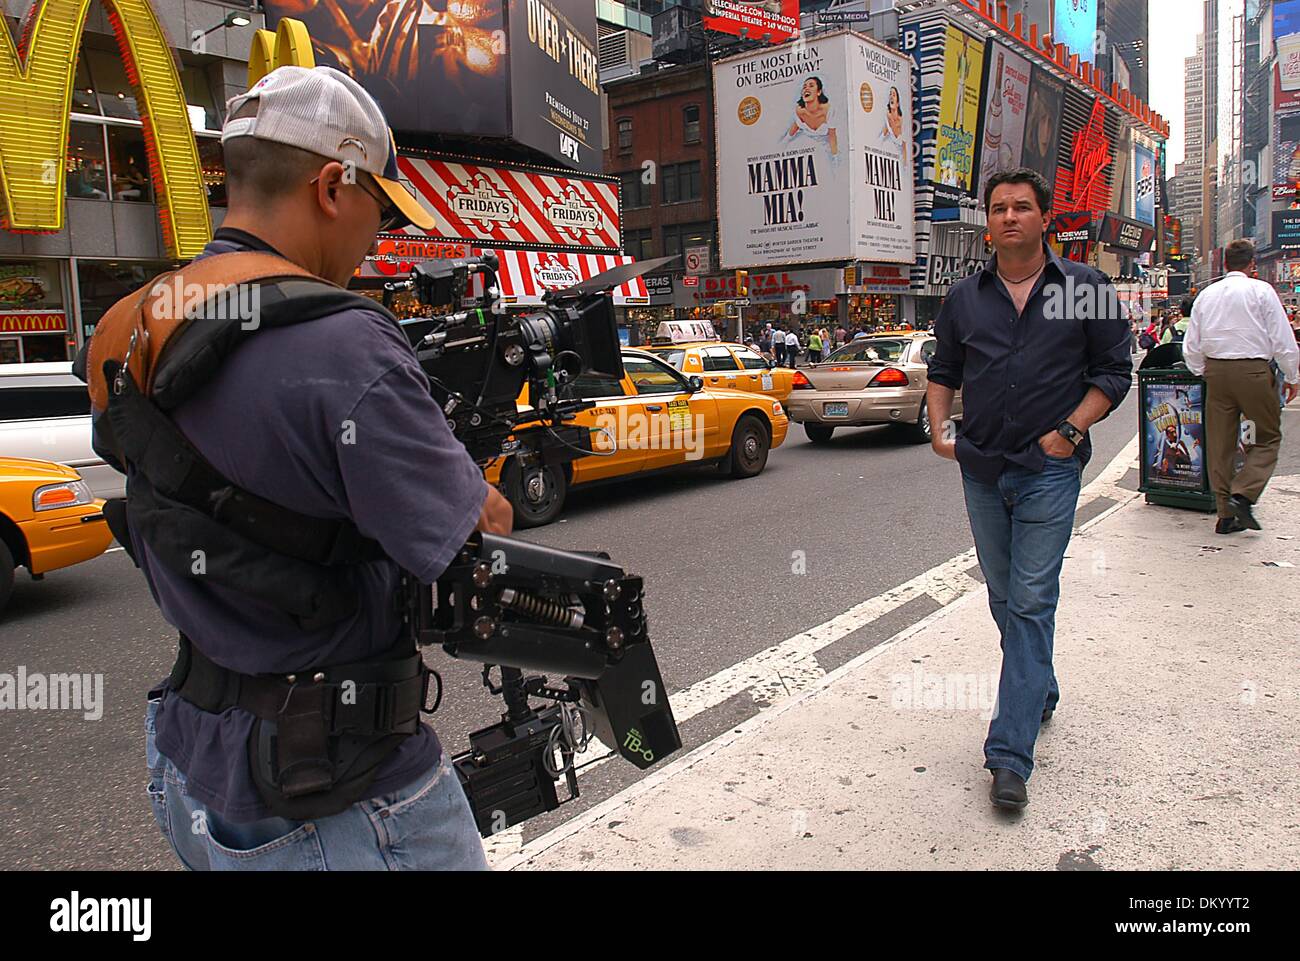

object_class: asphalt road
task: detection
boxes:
[0,384,1151,869]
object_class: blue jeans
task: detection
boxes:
[145,698,488,870]
[961,455,1082,782]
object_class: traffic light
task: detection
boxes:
[735,269,749,296]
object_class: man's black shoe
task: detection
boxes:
[1041,708,1054,724]
[1216,516,1247,535]
[990,769,1028,810]
[1228,495,1262,531]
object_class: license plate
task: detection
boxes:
[824,402,849,418]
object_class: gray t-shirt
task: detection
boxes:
[136,232,488,822]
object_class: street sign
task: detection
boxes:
[685,245,710,275]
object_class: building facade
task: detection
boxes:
[0,0,249,365]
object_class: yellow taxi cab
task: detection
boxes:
[1,456,113,612]
[484,349,789,527]
[643,340,796,403]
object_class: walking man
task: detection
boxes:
[926,169,1132,811]
[772,325,786,366]
[1183,240,1300,533]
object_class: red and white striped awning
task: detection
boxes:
[488,250,649,307]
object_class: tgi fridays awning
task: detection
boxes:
[491,250,649,307]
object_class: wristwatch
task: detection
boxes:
[1056,421,1084,446]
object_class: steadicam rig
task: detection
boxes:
[405,533,681,836]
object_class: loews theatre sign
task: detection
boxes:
[0,1,317,260]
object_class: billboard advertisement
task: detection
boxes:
[1275,95,1300,201]
[262,0,600,171]
[1140,379,1207,495]
[1054,0,1098,65]
[934,26,985,205]
[703,1,800,44]
[975,42,1032,207]
[1275,0,1300,112]
[714,31,915,269]
[508,0,600,173]
[384,154,621,254]
[1275,210,1300,251]
[1021,65,1064,189]
[1133,143,1156,226]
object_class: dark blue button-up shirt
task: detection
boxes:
[927,243,1132,484]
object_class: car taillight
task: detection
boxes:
[792,371,814,390]
[33,480,93,512]
[868,368,909,388]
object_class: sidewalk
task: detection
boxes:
[506,475,1300,871]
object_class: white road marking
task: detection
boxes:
[485,437,1142,866]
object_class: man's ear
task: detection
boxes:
[313,161,347,220]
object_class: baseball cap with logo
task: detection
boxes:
[221,65,434,232]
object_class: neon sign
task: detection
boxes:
[0,0,211,258]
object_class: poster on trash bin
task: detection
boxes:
[1141,380,1207,492]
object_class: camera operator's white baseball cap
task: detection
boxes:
[221,65,434,232]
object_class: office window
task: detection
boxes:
[179,65,221,132]
[86,47,141,121]
[683,105,701,144]
[662,161,701,204]
[623,227,653,260]
[620,170,651,208]
[71,48,99,115]
[617,117,633,150]
[661,222,712,260]
[197,136,227,207]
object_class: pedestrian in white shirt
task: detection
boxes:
[784,330,799,367]
[1183,240,1300,533]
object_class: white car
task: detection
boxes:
[0,362,123,500]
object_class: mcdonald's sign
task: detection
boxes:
[0,0,212,258]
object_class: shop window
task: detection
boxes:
[66,122,110,200]
[683,105,701,144]
[86,48,141,121]
[0,260,64,310]
[0,259,70,364]
[197,136,227,207]
[71,47,99,115]
[76,261,175,340]
[107,126,153,203]
[662,162,701,204]
[179,64,221,133]
[617,118,633,150]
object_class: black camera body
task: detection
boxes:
[392,254,682,836]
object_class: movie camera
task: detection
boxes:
[388,253,682,835]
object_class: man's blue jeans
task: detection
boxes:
[961,455,1082,782]
[145,698,489,870]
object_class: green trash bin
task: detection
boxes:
[1138,368,1216,513]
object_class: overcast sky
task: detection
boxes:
[1147,0,1204,167]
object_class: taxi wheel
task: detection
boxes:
[502,460,567,529]
[0,539,14,613]
[726,415,770,478]
[804,423,835,444]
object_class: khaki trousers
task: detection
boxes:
[1202,358,1283,517]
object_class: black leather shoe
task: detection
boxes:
[1215,516,1247,535]
[1228,495,1262,531]
[1041,708,1054,724]
[990,769,1028,810]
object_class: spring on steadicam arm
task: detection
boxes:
[497,589,585,629]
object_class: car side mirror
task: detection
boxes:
[686,375,704,393]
